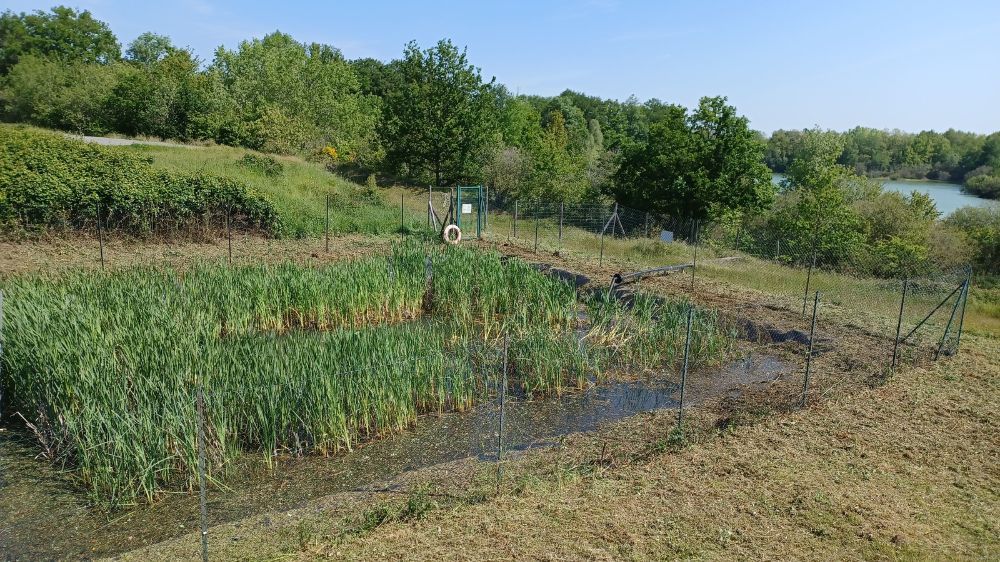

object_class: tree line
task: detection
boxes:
[1,6,997,275]
[0,5,771,219]
[766,127,1000,198]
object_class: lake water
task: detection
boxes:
[772,174,997,216]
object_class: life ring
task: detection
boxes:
[443,224,462,244]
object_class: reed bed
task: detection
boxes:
[1,243,732,505]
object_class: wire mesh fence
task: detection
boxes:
[0,191,975,559]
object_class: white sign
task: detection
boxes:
[660,230,674,242]
[461,203,473,214]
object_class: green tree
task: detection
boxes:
[125,32,175,67]
[381,39,503,185]
[1,54,119,133]
[0,6,120,74]
[612,96,772,220]
[210,32,380,159]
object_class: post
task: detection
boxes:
[496,335,509,494]
[645,212,650,238]
[690,220,699,292]
[599,227,606,266]
[427,186,432,230]
[892,278,908,369]
[325,193,330,253]
[513,200,518,239]
[533,211,540,253]
[0,291,4,414]
[226,205,232,265]
[558,202,564,243]
[400,192,405,243]
[196,385,209,562]
[97,201,105,270]
[935,279,966,360]
[955,271,971,353]
[775,238,781,260]
[678,305,693,428]
[801,291,820,408]
[802,246,817,317]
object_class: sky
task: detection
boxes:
[7,0,1000,134]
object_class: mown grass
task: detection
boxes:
[0,243,731,506]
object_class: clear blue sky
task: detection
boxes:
[8,0,1000,134]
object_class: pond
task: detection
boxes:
[0,354,796,560]
[772,174,997,216]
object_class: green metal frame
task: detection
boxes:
[454,185,484,239]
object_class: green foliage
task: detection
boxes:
[766,127,1000,194]
[0,6,120,74]
[124,31,174,66]
[0,126,280,232]
[964,174,1000,199]
[613,96,773,220]
[210,32,381,162]
[238,152,283,177]
[381,39,503,186]
[1,54,120,134]
[0,245,733,504]
[945,206,1000,274]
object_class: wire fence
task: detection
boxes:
[0,192,975,559]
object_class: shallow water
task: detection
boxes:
[772,173,996,216]
[0,354,795,560]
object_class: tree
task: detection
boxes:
[381,39,503,185]
[125,32,175,66]
[612,96,772,220]
[0,6,120,74]
[1,54,119,133]
[210,32,380,159]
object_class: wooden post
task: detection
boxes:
[325,194,330,253]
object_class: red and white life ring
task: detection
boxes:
[443,224,462,244]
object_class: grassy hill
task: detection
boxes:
[0,125,401,238]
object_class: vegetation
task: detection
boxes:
[766,127,1000,197]
[0,126,280,233]
[0,244,731,505]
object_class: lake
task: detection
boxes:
[772,174,997,216]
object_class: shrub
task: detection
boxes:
[964,175,1000,199]
[0,126,281,233]
[238,152,283,177]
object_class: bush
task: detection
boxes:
[0,126,281,233]
[238,152,283,177]
[964,175,1000,199]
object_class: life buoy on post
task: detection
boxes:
[443,224,462,244]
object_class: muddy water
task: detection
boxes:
[0,354,795,561]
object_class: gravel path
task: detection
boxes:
[69,134,199,149]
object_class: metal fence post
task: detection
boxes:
[954,270,971,353]
[802,246,817,317]
[677,305,693,428]
[599,227,606,266]
[0,290,5,414]
[226,205,232,265]
[533,210,540,253]
[689,220,699,292]
[400,193,404,243]
[496,335,509,494]
[558,202,564,244]
[935,279,966,360]
[196,385,209,562]
[775,238,781,261]
[892,278,908,369]
[801,291,820,408]
[645,212,650,238]
[97,201,105,270]
[325,193,330,253]
[513,200,518,239]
